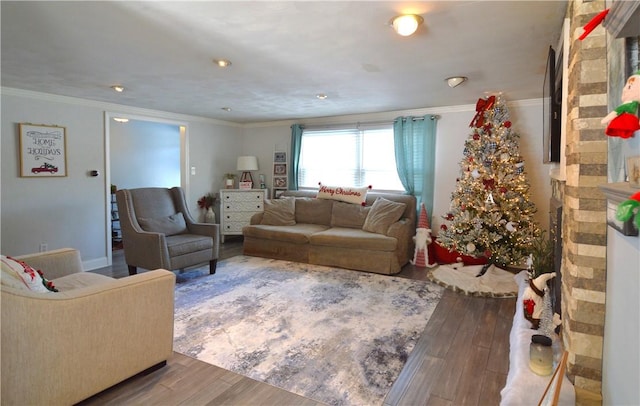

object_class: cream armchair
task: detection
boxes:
[116,187,220,275]
[1,248,175,405]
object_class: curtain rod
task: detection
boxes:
[302,115,439,130]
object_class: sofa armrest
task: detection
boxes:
[1,269,176,405]
[123,230,172,269]
[16,248,83,280]
[250,212,264,225]
[387,218,414,264]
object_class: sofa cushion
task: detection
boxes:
[262,197,296,226]
[53,272,115,291]
[166,234,213,257]
[317,184,370,205]
[244,224,329,244]
[138,212,187,236]
[294,198,333,225]
[362,197,406,235]
[310,228,397,251]
[331,202,371,229]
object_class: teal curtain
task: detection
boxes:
[289,124,304,190]
[393,115,437,221]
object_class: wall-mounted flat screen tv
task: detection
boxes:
[543,45,561,163]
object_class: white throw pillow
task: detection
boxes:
[316,183,371,206]
[1,255,57,292]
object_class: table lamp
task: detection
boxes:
[237,156,258,189]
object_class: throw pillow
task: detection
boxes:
[261,197,296,226]
[331,201,371,229]
[316,183,371,206]
[138,212,187,235]
[1,255,58,292]
[362,197,406,235]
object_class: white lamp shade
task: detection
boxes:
[237,156,259,171]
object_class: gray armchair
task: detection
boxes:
[116,187,219,275]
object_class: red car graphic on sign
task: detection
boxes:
[31,163,58,174]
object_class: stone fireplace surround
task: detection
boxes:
[556,1,639,404]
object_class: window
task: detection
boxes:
[298,126,404,191]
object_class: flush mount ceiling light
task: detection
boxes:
[390,14,423,36]
[316,93,328,100]
[213,59,232,68]
[221,107,232,112]
[110,85,125,92]
[446,76,468,88]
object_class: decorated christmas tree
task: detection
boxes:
[438,94,540,273]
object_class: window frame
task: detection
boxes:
[297,124,405,193]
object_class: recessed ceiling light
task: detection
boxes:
[316,93,328,100]
[113,117,129,123]
[111,85,125,92]
[221,107,232,112]
[213,59,232,68]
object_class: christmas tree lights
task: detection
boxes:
[438,94,541,272]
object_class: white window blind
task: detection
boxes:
[298,126,404,191]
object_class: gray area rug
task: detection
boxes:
[173,255,443,405]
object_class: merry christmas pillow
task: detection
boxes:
[316,183,371,206]
[1,255,58,292]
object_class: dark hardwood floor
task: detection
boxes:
[82,237,514,405]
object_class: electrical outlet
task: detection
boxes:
[39,243,48,252]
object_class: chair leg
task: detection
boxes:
[128,265,138,275]
[209,259,217,275]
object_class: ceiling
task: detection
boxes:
[1,1,568,124]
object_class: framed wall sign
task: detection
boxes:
[19,123,67,177]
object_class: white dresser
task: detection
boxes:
[219,189,265,242]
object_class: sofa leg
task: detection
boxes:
[140,360,167,375]
[209,259,217,275]
[128,265,138,275]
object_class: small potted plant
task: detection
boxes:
[224,173,236,189]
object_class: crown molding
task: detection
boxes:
[0,87,242,128]
[2,86,541,129]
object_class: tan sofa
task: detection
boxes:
[243,191,416,275]
[1,248,175,405]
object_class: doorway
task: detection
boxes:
[105,113,188,265]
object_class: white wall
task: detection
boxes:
[603,228,640,405]
[110,119,181,189]
[242,99,552,234]
[1,88,551,267]
[1,89,242,267]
